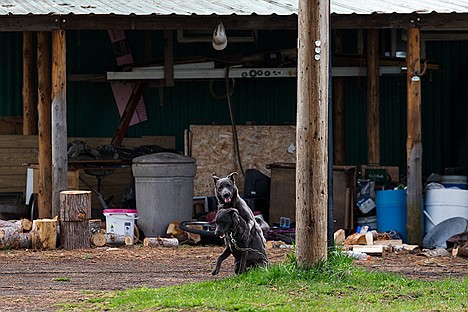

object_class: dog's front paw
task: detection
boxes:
[211,268,220,275]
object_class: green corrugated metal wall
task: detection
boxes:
[1,29,467,179]
[0,32,22,116]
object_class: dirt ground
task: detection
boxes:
[0,244,467,312]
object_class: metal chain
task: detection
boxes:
[228,232,269,262]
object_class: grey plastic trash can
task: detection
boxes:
[132,152,197,237]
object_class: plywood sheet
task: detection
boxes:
[189,125,296,196]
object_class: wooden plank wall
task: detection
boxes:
[189,125,296,196]
[0,135,175,209]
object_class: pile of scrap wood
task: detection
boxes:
[0,218,57,249]
[334,227,419,257]
[447,231,468,258]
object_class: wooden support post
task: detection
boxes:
[332,30,345,165]
[367,29,380,165]
[51,30,67,218]
[23,31,36,135]
[296,0,329,266]
[406,27,423,244]
[110,82,145,146]
[37,31,52,218]
[59,191,91,249]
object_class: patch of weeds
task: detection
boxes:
[52,277,71,282]
[80,253,93,260]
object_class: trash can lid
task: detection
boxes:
[103,209,138,214]
[133,152,196,164]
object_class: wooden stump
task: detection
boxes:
[60,221,90,249]
[59,191,91,221]
[60,190,92,249]
[33,219,57,249]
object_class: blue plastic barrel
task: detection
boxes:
[376,189,407,242]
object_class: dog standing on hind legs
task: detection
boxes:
[211,208,269,275]
[212,172,269,240]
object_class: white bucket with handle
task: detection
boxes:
[424,189,468,233]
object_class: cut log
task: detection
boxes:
[0,220,22,231]
[91,233,107,247]
[60,220,90,250]
[143,237,179,247]
[21,218,33,232]
[33,219,57,250]
[59,190,91,222]
[104,233,133,246]
[0,227,31,249]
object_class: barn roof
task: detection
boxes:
[1,0,468,16]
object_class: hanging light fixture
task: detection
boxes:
[212,20,228,50]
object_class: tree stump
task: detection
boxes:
[60,191,92,250]
[61,221,90,249]
[59,191,91,221]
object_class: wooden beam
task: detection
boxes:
[367,29,380,165]
[22,31,36,135]
[51,30,68,219]
[110,83,145,146]
[296,0,329,266]
[332,30,345,165]
[37,31,52,219]
[5,13,468,32]
[406,27,423,245]
[59,15,298,30]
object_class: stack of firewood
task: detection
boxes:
[0,218,57,249]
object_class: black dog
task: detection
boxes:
[212,172,267,237]
[211,208,269,275]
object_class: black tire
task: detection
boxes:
[179,220,216,237]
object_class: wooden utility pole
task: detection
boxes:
[296,0,329,266]
[51,30,68,218]
[332,30,345,165]
[37,31,52,218]
[367,29,380,165]
[406,27,423,244]
[22,31,36,135]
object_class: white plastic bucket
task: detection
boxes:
[103,209,138,242]
[424,189,468,233]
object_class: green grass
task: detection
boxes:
[52,277,71,282]
[61,249,467,311]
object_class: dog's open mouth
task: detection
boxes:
[223,197,231,204]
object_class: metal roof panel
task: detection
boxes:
[2,0,468,16]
